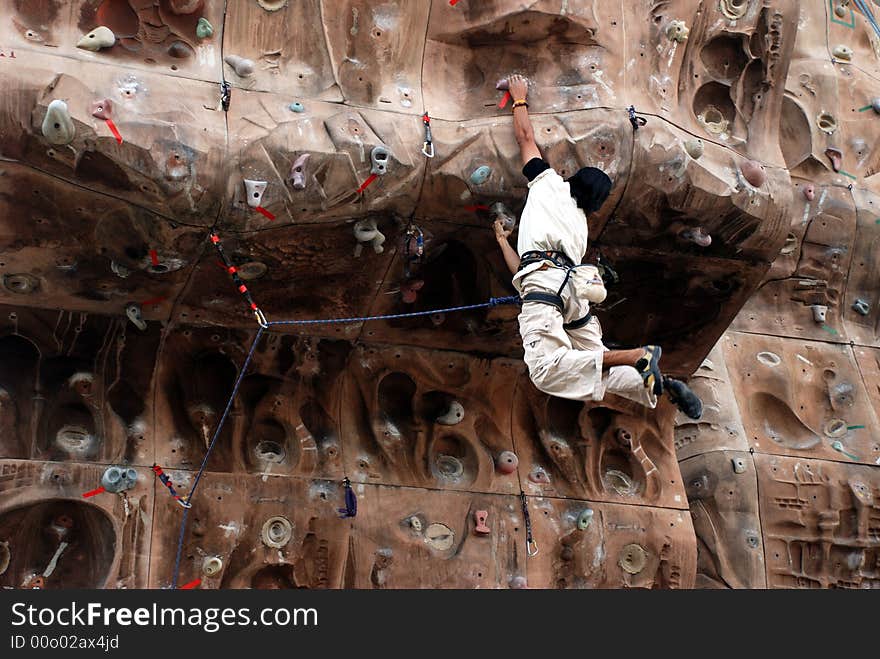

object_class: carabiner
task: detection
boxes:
[527,540,539,557]
[254,308,269,328]
[422,112,434,158]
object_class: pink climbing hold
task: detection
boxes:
[803,183,816,201]
[825,147,843,173]
[741,160,766,187]
[474,510,490,535]
[496,450,518,474]
[400,279,424,304]
[90,99,112,120]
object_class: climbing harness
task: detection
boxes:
[421,113,434,158]
[628,105,647,131]
[520,491,539,557]
[220,82,231,112]
[338,478,357,518]
[517,250,594,327]
[152,465,191,509]
[210,233,269,328]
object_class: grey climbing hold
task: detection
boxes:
[289,153,310,190]
[679,227,712,247]
[852,298,870,315]
[224,55,255,77]
[202,556,223,576]
[811,304,828,323]
[370,146,390,175]
[496,450,518,474]
[101,466,138,493]
[832,45,853,61]
[619,543,648,574]
[125,303,147,331]
[436,400,465,425]
[196,17,214,39]
[684,139,704,159]
[470,165,491,185]
[872,98,880,114]
[731,457,746,474]
[577,508,594,530]
[490,202,517,231]
[42,100,75,145]
[261,516,292,548]
[110,261,131,279]
[288,101,305,112]
[76,26,115,51]
[665,20,689,43]
[244,179,267,208]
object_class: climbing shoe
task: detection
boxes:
[663,377,703,420]
[635,345,663,396]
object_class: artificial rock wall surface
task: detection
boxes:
[0,0,877,589]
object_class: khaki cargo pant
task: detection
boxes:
[517,266,657,407]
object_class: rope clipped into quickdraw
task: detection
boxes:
[152,465,191,508]
[520,491,538,557]
[628,105,647,131]
[421,113,434,158]
[338,478,357,518]
[210,233,268,327]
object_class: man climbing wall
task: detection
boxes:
[494,74,703,420]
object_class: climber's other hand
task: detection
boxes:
[508,74,529,102]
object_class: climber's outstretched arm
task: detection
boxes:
[508,74,541,167]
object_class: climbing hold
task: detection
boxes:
[817,113,838,135]
[196,17,214,39]
[258,0,289,10]
[224,55,255,77]
[288,101,305,112]
[756,351,781,367]
[665,20,689,43]
[528,466,550,484]
[496,451,519,474]
[825,147,843,172]
[872,98,880,114]
[101,466,138,493]
[125,303,147,331]
[434,454,464,480]
[167,41,193,59]
[353,219,385,257]
[619,543,648,574]
[470,165,491,186]
[740,160,766,187]
[490,202,517,231]
[832,45,853,61]
[41,100,75,145]
[831,440,859,460]
[811,304,828,323]
[370,146,390,175]
[261,516,292,548]
[509,575,528,589]
[424,523,455,551]
[90,99,112,120]
[577,508,594,530]
[202,556,223,577]
[684,139,704,159]
[720,0,749,19]
[243,179,267,208]
[852,298,870,316]
[679,227,712,247]
[169,0,204,13]
[731,457,747,474]
[3,273,39,294]
[289,153,310,190]
[436,400,465,425]
[237,261,268,281]
[400,279,424,304]
[823,418,848,438]
[429,312,446,326]
[495,78,510,91]
[409,516,423,532]
[76,26,115,51]
[803,184,816,201]
[474,510,490,535]
[835,1,851,19]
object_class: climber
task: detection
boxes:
[494,74,702,419]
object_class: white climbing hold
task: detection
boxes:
[244,179,267,208]
[832,45,853,61]
[684,139,704,160]
[224,55,255,77]
[666,20,689,43]
[76,26,115,51]
[811,304,828,323]
[353,219,385,257]
[289,153,310,190]
[436,401,465,426]
[125,303,147,331]
[41,100,75,145]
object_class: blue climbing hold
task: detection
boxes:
[288,102,305,113]
[470,165,491,185]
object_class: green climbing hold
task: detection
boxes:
[196,17,214,39]
[577,508,594,530]
[289,102,305,113]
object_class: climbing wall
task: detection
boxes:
[0,0,877,588]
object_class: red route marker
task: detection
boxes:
[498,91,512,108]
[255,206,275,221]
[450,0,460,5]
[180,578,201,590]
[82,486,106,498]
[140,296,166,307]
[105,119,123,144]
[356,173,378,194]
[149,249,159,266]
[464,204,490,212]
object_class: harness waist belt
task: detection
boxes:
[563,312,593,331]
[522,291,564,312]
[518,249,575,270]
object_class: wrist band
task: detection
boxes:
[513,100,529,109]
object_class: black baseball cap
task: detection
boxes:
[566,167,612,214]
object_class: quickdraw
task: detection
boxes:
[209,233,269,328]
[338,477,357,518]
[421,113,434,158]
[404,224,424,278]
[220,82,231,112]
[628,105,647,131]
[520,491,538,557]
[152,464,191,509]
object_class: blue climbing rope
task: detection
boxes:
[267,296,520,326]
[167,295,521,587]
[854,0,880,41]
[171,325,266,588]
